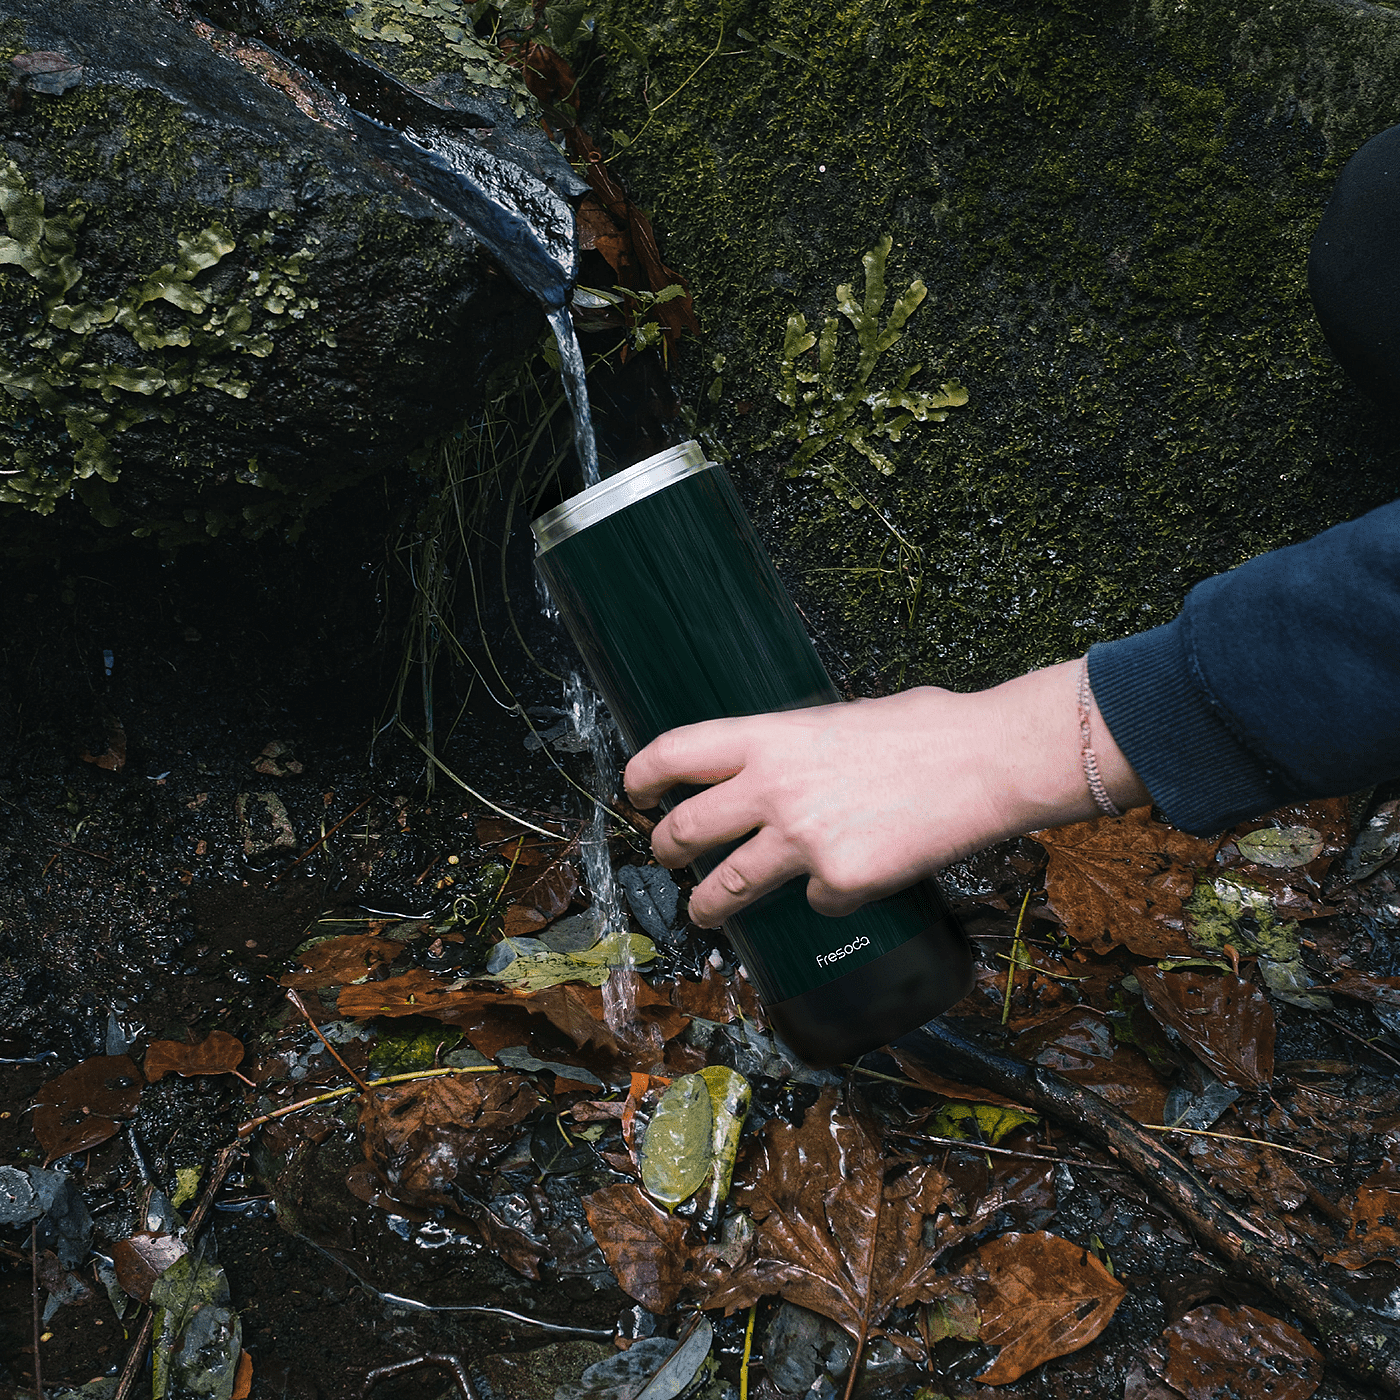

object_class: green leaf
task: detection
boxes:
[640,1073,714,1207]
[696,1065,751,1214]
[150,1241,241,1400]
[928,1102,1038,1146]
[1236,825,1324,869]
[484,929,656,990]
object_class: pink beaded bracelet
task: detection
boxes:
[1079,658,1123,818]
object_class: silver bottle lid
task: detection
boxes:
[532,440,713,554]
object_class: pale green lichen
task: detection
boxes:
[0,161,330,520]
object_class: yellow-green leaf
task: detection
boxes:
[928,1102,1037,1146]
[1236,825,1324,869]
[640,1073,713,1208]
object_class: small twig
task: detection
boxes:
[31,1222,43,1400]
[740,1303,756,1400]
[271,796,372,882]
[1318,1013,1400,1073]
[839,1064,935,1091]
[47,840,114,863]
[1141,1122,1334,1165]
[285,989,369,1091]
[362,1354,480,1399]
[886,1128,1128,1174]
[236,1067,498,1136]
[1002,889,1033,1026]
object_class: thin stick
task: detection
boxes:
[270,796,372,882]
[236,1067,499,1136]
[886,1128,1128,1174]
[739,1303,756,1400]
[1318,1013,1400,1074]
[285,989,369,1091]
[1002,889,1032,1026]
[839,1064,935,1091]
[31,1222,43,1400]
[1141,1123,1334,1165]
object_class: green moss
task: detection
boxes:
[581,0,1400,688]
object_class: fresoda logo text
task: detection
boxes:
[815,935,870,968]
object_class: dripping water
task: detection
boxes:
[563,672,634,1033]
[546,306,601,491]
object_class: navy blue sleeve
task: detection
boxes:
[1086,498,1400,834]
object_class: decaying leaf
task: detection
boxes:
[1163,1303,1321,1400]
[1337,798,1400,886]
[10,50,84,95]
[1017,1007,1169,1123]
[359,1071,540,1206]
[81,716,127,772]
[700,1088,953,1339]
[582,1182,694,1313]
[279,934,405,988]
[487,929,657,991]
[554,1319,713,1400]
[1328,1160,1400,1269]
[935,1231,1127,1384]
[33,1055,143,1162]
[926,1101,1038,1147]
[696,1066,751,1221]
[144,1031,245,1082]
[1136,970,1275,1090]
[113,1230,189,1303]
[150,1240,242,1400]
[1033,807,1218,956]
[1235,825,1324,869]
[640,1073,713,1208]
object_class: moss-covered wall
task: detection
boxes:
[578,0,1400,689]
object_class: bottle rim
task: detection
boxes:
[531,440,713,553]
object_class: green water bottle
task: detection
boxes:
[532,441,973,1066]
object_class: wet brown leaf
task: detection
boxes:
[1136,969,1274,1090]
[358,1071,540,1206]
[1033,807,1219,956]
[143,1030,245,1082]
[474,1199,549,1281]
[279,934,405,989]
[10,50,83,95]
[81,716,127,772]
[112,1230,189,1303]
[232,1350,253,1400]
[1325,970,1400,1010]
[885,1049,1029,1110]
[698,1088,952,1338]
[1015,1007,1169,1123]
[33,1054,143,1162]
[582,1182,693,1312]
[502,845,580,937]
[936,1231,1127,1384]
[1163,1303,1321,1400]
[1328,1160,1400,1269]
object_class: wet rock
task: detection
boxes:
[580,0,1400,687]
[0,0,587,546]
[764,1301,852,1395]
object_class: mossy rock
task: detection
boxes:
[0,0,582,548]
[578,0,1400,688]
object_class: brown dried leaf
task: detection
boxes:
[1137,969,1275,1090]
[358,1072,540,1206]
[582,1182,693,1313]
[1015,1007,1169,1124]
[1163,1303,1321,1400]
[1328,1160,1400,1269]
[112,1230,189,1303]
[884,1049,1030,1111]
[81,716,127,772]
[279,934,405,989]
[144,1030,245,1082]
[1326,970,1400,1009]
[232,1350,253,1400]
[1033,807,1219,956]
[33,1054,143,1162]
[939,1231,1127,1385]
[698,1088,951,1336]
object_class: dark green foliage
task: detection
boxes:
[580,0,1400,687]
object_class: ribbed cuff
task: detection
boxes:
[1087,622,1288,836]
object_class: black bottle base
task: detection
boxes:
[765,920,976,1068]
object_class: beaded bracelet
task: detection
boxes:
[1078,657,1123,818]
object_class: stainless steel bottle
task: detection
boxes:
[533,441,973,1065]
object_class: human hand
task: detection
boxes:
[623,657,1149,926]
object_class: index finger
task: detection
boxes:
[623,716,754,808]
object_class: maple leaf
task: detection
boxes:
[697,1089,953,1340]
[1032,806,1219,956]
[1136,969,1275,1090]
[933,1231,1127,1384]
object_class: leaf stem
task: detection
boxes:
[1002,889,1033,1026]
[740,1303,756,1400]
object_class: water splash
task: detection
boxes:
[547,306,600,490]
[563,672,633,1032]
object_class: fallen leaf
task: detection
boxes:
[937,1231,1127,1384]
[33,1055,143,1162]
[1235,826,1324,869]
[81,716,127,772]
[582,1182,694,1313]
[1336,798,1400,886]
[699,1088,953,1338]
[144,1031,245,1082]
[925,1102,1038,1146]
[1017,1007,1170,1123]
[1328,1160,1400,1269]
[1326,970,1400,1009]
[1136,969,1275,1090]
[488,930,657,991]
[502,841,581,937]
[358,1071,540,1205]
[232,1350,253,1400]
[1033,807,1218,956]
[112,1230,189,1303]
[279,934,406,988]
[1163,1303,1321,1400]
[885,1050,1030,1110]
[150,1241,241,1400]
[10,50,83,95]
[640,1073,713,1208]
